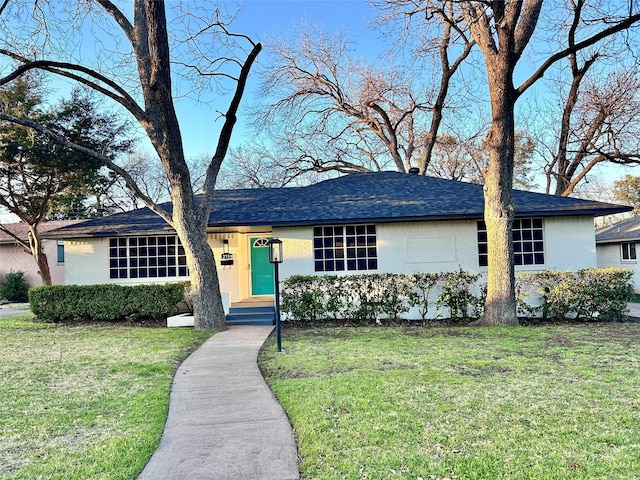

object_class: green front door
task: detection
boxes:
[250,237,274,295]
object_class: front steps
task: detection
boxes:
[226,300,275,326]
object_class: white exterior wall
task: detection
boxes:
[276,216,597,279]
[63,235,242,303]
[64,238,111,285]
[597,242,640,292]
[275,216,599,319]
[60,216,600,317]
[208,233,241,304]
[542,216,597,271]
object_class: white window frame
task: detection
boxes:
[621,242,637,262]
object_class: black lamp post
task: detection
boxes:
[267,238,283,352]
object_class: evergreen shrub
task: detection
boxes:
[29,283,185,323]
[0,271,30,303]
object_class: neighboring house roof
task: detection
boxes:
[45,172,632,238]
[0,220,86,244]
[595,216,640,244]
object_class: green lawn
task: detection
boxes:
[0,314,213,480]
[259,324,640,480]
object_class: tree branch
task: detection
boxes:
[517,13,640,95]
[199,41,262,223]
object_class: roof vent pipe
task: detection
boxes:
[408,167,420,174]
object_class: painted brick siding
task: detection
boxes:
[597,243,640,292]
[275,216,598,280]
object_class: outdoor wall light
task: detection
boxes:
[221,239,234,266]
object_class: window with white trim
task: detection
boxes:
[477,218,545,267]
[109,236,188,279]
[621,242,636,261]
[313,224,378,272]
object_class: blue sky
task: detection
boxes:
[174,0,382,161]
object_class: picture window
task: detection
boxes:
[109,236,188,279]
[477,219,545,267]
[314,224,377,272]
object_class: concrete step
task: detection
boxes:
[226,306,275,326]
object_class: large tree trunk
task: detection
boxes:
[173,213,225,331]
[134,0,228,330]
[27,225,52,286]
[481,60,519,326]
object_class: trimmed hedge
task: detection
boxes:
[281,270,482,323]
[516,267,634,321]
[29,283,185,323]
[281,267,634,323]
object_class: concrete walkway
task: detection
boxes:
[137,326,300,480]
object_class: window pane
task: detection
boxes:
[486,218,544,268]
[313,224,376,272]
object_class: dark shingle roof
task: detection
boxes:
[0,220,86,243]
[46,172,631,238]
[596,216,640,243]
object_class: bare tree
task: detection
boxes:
[427,130,536,190]
[256,14,475,177]
[460,0,639,325]
[0,1,261,329]
[545,65,640,195]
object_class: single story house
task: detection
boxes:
[0,220,84,288]
[46,171,630,320]
[596,216,640,291]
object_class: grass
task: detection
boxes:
[259,324,640,480]
[0,314,213,480]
